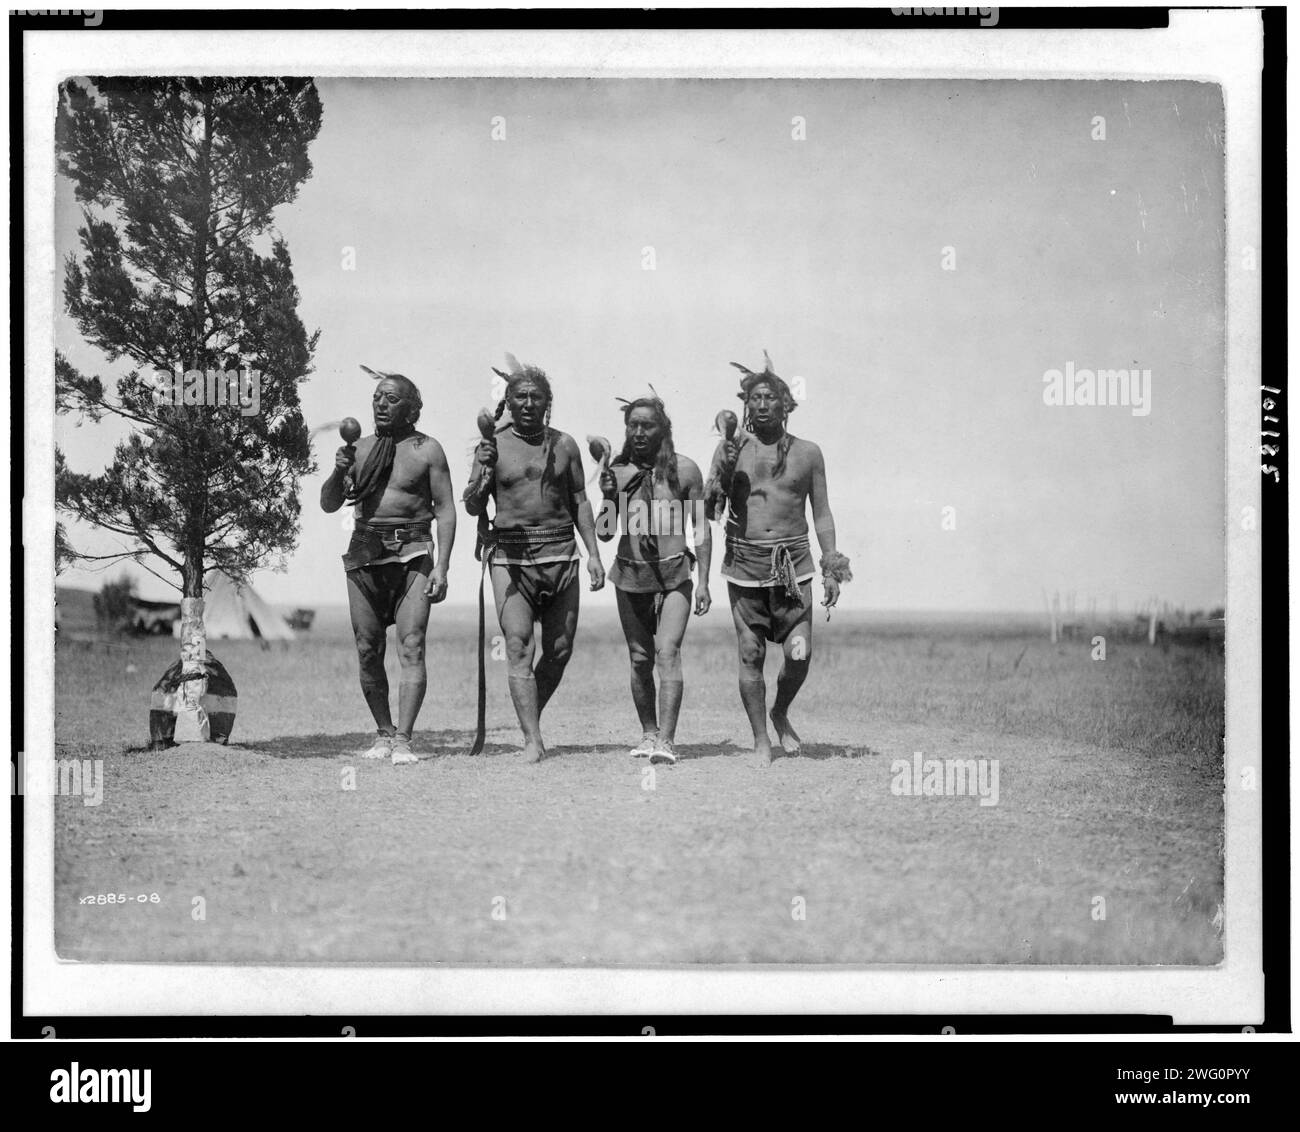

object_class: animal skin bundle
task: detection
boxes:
[704,409,739,521]
[467,404,502,757]
[819,550,853,583]
[461,408,497,508]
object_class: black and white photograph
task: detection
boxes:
[19,9,1272,1028]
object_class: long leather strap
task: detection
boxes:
[469,552,487,756]
[468,509,491,756]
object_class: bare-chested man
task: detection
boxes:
[463,359,605,763]
[707,353,852,766]
[321,369,456,764]
[596,392,711,765]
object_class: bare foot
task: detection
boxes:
[522,738,546,764]
[753,734,774,767]
[770,710,801,755]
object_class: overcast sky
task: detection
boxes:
[56,78,1226,613]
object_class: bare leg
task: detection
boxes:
[654,584,693,744]
[346,571,394,735]
[394,559,434,741]
[658,677,684,745]
[771,600,812,754]
[616,588,659,737]
[509,676,542,763]
[535,577,579,717]
[492,566,543,762]
[730,590,772,765]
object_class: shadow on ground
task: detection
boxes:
[796,742,877,760]
[214,731,879,763]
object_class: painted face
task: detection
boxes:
[373,379,415,431]
[507,380,548,431]
[626,405,664,461]
[745,381,783,429]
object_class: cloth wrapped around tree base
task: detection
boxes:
[148,650,238,748]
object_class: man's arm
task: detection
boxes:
[808,444,836,556]
[807,443,847,610]
[320,446,355,513]
[703,437,736,521]
[596,462,621,542]
[563,436,605,590]
[683,458,712,615]
[426,439,457,602]
[462,432,497,515]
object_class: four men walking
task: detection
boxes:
[325,354,848,766]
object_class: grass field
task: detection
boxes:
[52,605,1225,965]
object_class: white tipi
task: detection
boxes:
[173,571,295,642]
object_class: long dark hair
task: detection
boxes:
[613,395,679,495]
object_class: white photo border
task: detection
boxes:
[20,11,1264,1026]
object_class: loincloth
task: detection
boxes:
[347,556,433,629]
[617,577,694,634]
[727,580,813,644]
[487,524,581,614]
[609,548,694,594]
[721,534,815,593]
[343,519,434,572]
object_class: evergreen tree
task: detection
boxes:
[55,78,323,741]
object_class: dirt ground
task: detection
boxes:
[51,608,1225,964]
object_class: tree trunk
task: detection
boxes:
[174,551,209,743]
[173,89,214,744]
